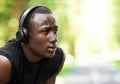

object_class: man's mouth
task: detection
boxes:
[47,45,56,53]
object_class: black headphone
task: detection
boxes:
[16,5,40,43]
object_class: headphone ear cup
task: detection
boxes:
[16,29,24,42]
[16,6,40,43]
[16,27,29,43]
[22,27,29,42]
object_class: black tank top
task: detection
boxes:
[0,39,64,84]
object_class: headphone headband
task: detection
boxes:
[19,5,40,30]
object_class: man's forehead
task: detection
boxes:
[33,13,55,24]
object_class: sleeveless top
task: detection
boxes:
[0,39,64,84]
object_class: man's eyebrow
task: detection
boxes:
[40,25,58,30]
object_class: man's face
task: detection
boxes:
[28,13,58,58]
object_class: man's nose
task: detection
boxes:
[49,32,57,43]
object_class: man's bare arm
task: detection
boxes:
[0,55,12,84]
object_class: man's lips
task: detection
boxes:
[47,45,57,52]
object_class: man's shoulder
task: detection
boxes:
[55,47,64,58]
[0,39,22,67]
[56,47,64,53]
[0,39,19,55]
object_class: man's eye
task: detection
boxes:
[41,29,49,34]
[43,29,49,32]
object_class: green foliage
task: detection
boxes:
[26,0,58,9]
[0,0,14,22]
[0,0,13,46]
[112,0,120,47]
[112,60,120,70]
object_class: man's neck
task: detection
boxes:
[22,43,42,63]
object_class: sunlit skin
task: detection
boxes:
[22,13,58,63]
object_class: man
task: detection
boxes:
[0,5,65,84]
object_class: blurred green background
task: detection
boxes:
[1,0,120,78]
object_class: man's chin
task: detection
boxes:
[45,52,55,58]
